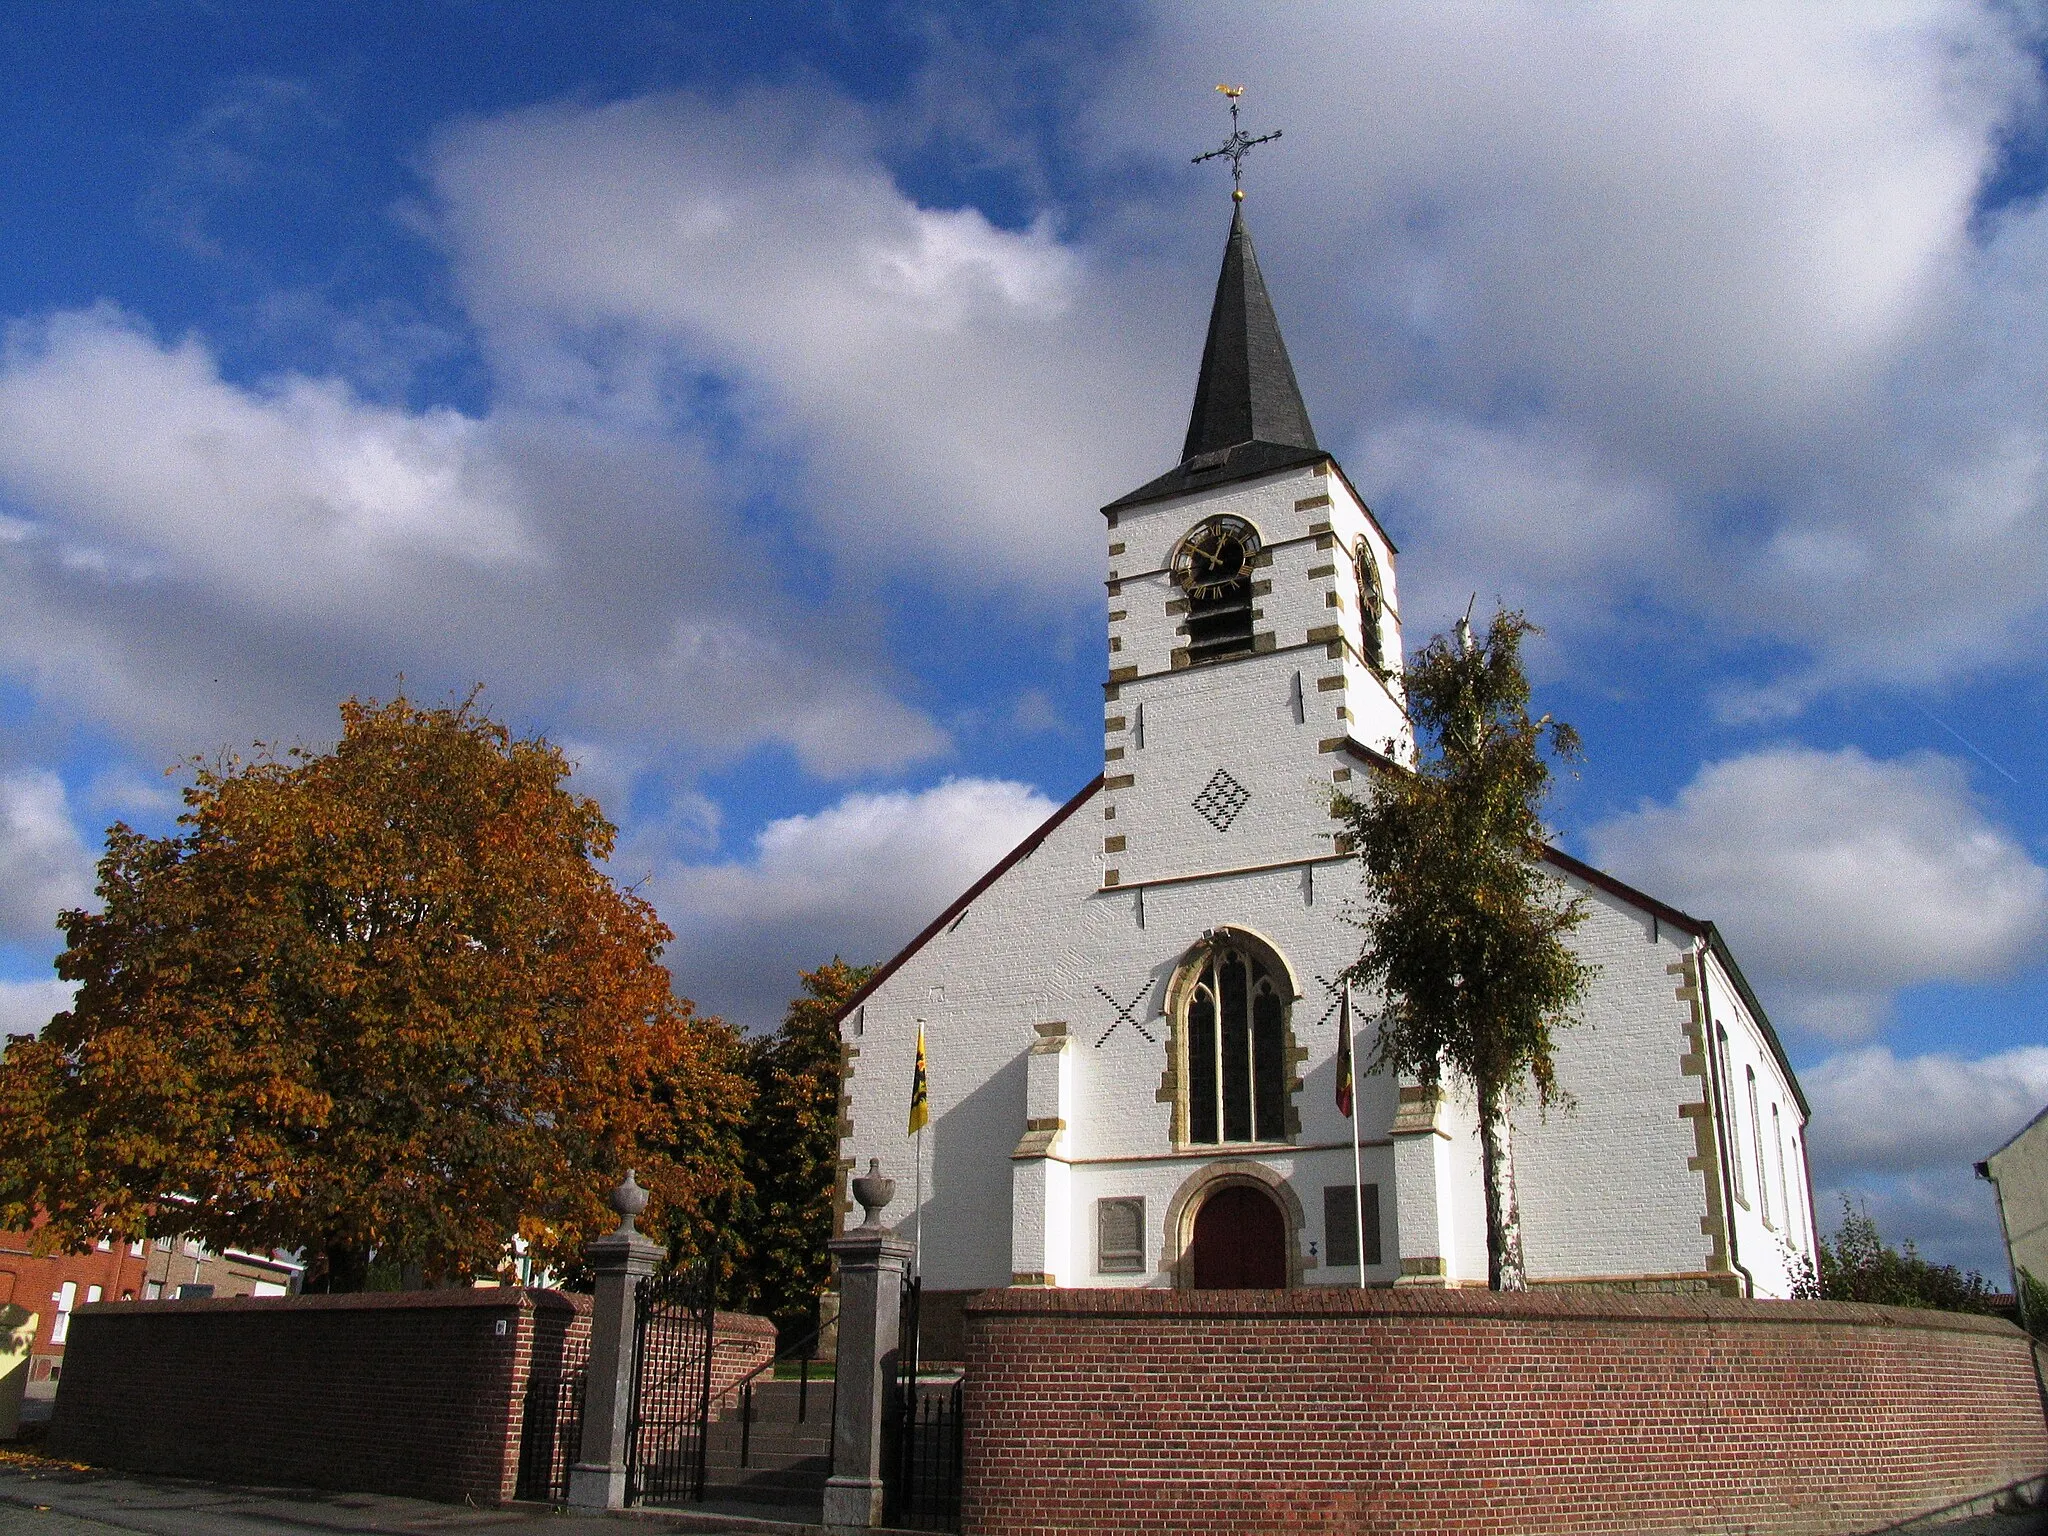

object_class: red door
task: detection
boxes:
[1188,1184,1288,1288]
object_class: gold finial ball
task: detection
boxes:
[1233,187,1245,202]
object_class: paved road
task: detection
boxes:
[0,1458,830,1536]
[7,1457,2047,1536]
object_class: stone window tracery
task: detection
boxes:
[1180,940,1290,1145]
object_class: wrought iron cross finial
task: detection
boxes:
[1193,83,1282,202]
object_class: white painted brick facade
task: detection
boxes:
[840,457,1813,1299]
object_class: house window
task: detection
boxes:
[85,1286,101,1304]
[1747,1066,1772,1229]
[1355,541,1385,675]
[1171,515,1261,664]
[1323,1183,1382,1268]
[1183,941,1289,1144]
[1097,1198,1145,1274]
[50,1280,76,1344]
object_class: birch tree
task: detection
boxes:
[1337,610,1593,1290]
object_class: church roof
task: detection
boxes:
[1105,207,1324,514]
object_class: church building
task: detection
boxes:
[834,203,1815,1344]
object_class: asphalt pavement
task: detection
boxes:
[5,1453,2046,1536]
[0,1455,833,1536]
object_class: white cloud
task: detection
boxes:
[0,307,944,776]
[0,771,95,945]
[1586,746,2048,1037]
[1806,1043,2048,1177]
[1803,1043,2048,1276]
[1068,3,2048,694]
[0,978,73,1039]
[426,89,1182,592]
[653,776,1060,1030]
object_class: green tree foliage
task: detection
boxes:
[0,695,752,1289]
[1335,609,1594,1291]
[736,959,872,1338]
[2017,1268,2048,1341]
[1797,1199,2002,1315]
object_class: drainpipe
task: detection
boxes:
[1695,940,1755,1299]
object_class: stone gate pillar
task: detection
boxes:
[567,1171,663,1510]
[824,1159,914,1531]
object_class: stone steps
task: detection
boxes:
[703,1375,834,1512]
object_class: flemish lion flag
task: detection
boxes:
[908,1022,930,1135]
[1335,990,1354,1119]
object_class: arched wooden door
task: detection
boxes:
[1188,1183,1288,1288]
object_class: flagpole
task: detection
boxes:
[913,1121,925,1281]
[1347,989,1366,1286]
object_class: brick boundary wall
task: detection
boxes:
[46,1289,778,1505]
[964,1287,2048,1536]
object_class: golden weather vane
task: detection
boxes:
[1193,83,1282,202]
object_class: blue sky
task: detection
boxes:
[4,1,2047,1274]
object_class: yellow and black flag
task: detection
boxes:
[907,1022,929,1135]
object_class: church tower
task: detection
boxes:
[1097,207,1410,895]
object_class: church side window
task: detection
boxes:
[1355,539,1385,675]
[1718,1025,1746,1205]
[1171,515,1261,664]
[1747,1066,1772,1229]
[1184,943,1288,1144]
[1772,1103,1790,1243]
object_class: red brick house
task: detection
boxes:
[1,1224,301,1425]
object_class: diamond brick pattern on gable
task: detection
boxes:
[1191,769,1251,832]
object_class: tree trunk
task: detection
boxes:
[1477,1087,1527,1292]
[315,1242,371,1294]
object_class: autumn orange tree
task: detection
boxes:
[0,694,751,1290]
[736,959,871,1335]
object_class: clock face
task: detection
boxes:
[1172,515,1261,597]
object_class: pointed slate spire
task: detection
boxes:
[1183,206,1317,461]
[1104,207,1325,513]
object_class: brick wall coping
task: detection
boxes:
[73,1285,584,1319]
[967,1285,2026,1338]
[718,1311,779,1340]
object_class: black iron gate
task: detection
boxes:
[625,1261,717,1506]
[883,1275,964,1532]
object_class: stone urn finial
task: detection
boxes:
[610,1169,650,1234]
[850,1159,895,1230]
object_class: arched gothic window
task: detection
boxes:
[1355,539,1385,675]
[1171,515,1261,664]
[1181,941,1290,1144]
